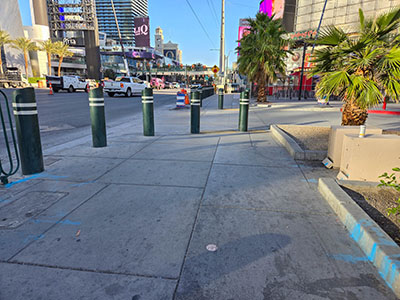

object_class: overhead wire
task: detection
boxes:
[207,0,220,27]
[185,0,216,47]
[226,0,254,9]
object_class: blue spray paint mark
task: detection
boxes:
[70,181,95,187]
[350,223,362,242]
[5,174,43,188]
[390,264,397,288]
[330,254,369,264]
[31,219,81,226]
[344,215,400,290]
[23,234,45,244]
[301,178,317,183]
[368,243,377,262]
[5,173,68,188]
[0,198,12,204]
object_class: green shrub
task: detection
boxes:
[379,168,400,216]
[28,77,45,83]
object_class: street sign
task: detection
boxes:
[212,65,220,74]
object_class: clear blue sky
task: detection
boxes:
[18,0,260,67]
[148,0,260,67]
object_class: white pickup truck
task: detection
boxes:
[103,76,148,97]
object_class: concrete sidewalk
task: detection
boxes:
[0,94,396,299]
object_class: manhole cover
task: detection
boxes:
[0,191,67,229]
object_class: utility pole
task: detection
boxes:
[111,0,130,76]
[219,0,225,83]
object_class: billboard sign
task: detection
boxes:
[238,19,251,48]
[134,17,150,47]
[164,49,177,60]
[259,0,285,19]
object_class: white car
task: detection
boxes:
[104,76,147,97]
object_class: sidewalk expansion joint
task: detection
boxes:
[213,162,299,168]
[101,182,205,189]
[201,204,333,216]
[172,136,221,299]
[0,260,178,281]
[90,136,163,182]
[127,157,215,163]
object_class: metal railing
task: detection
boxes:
[0,90,19,184]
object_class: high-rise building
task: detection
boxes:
[46,0,102,79]
[1,0,29,76]
[95,0,148,46]
[294,0,400,33]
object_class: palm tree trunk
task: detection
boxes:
[257,84,266,102]
[0,51,3,75]
[23,50,29,79]
[58,56,63,76]
[47,52,52,76]
[341,100,368,125]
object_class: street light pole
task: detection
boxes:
[224,50,232,86]
[111,0,130,76]
[219,0,225,81]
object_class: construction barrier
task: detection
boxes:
[176,92,186,108]
[49,82,53,95]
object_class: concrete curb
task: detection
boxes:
[270,124,326,161]
[318,178,400,296]
[256,103,340,111]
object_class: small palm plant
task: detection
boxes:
[40,39,56,76]
[0,30,11,74]
[311,8,400,125]
[11,37,38,79]
[236,12,290,102]
[53,41,73,76]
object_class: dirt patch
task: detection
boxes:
[278,125,330,151]
[383,129,400,136]
[341,185,400,246]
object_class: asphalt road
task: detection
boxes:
[0,88,177,161]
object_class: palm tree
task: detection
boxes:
[53,41,73,76]
[311,8,400,125]
[11,37,38,79]
[0,30,12,74]
[40,39,56,76]
[236,12,290,102]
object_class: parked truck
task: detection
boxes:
[103,76,148,97]
[46,75,89,93]
[0,68,28,88]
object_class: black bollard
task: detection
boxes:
[238,90,249,132]
[191,91,200,134]
[142,88,155,136]
[89,87,107,147]
[12,87,44,175]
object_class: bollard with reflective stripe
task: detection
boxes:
[238,90,249,132]
[142,88,154,136]
[218,88,224,109]
[89,87,107,147]
[12,87,44,175]
[191,91,200,134]
[199,90,203,107]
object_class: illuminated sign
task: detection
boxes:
[259,0,285,19]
